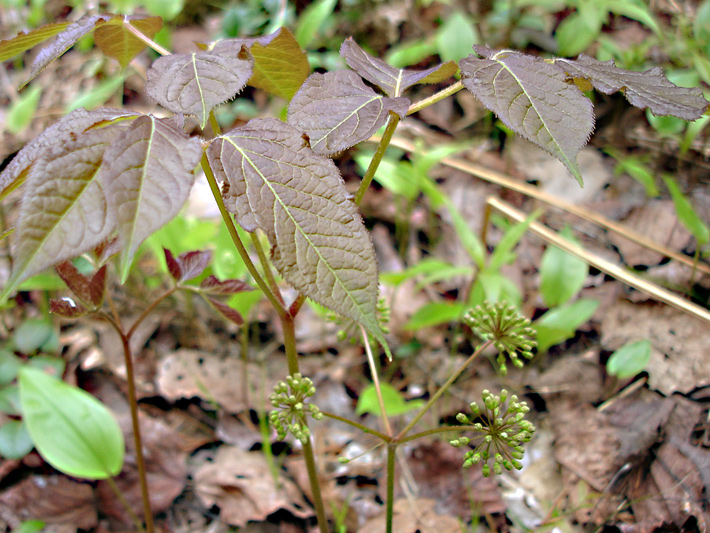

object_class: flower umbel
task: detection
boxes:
[464,301,536,374]
[269,373,323,444]
[450,389,535,477]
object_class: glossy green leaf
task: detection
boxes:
[534,298,598,353]
[0,419,34,459]
[19,367,124,479]
[663,175,710,245]
[606,339,651,379]
[356,382,423,417]
[6,86,42,135]
[539,226,589,307]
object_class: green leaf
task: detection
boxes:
[436,11,479,63]
[6,86,42,135]
[15,520,46,533]
[288,70,409,156]
[94,15,163,69]
[405,301,464,330]
[0,419,34,459]
[488,212,539,271]
[27,355,65,377]
[609,151,658,197]
[534,298,598,353]
[0,386,21,416]
[356,382,424,417]
[19,367,124,479]
[12,318,54,354]
[663,175,710,245]
[0,21,70,62]
[461,47,594,185]
[554,6,605,57]
[144,0,185,20]
[606,339,651,379]
[208,118,385,346]
[295,0,337,48]
[66,74,126,112]
[539,226,589,307]
[0,349,23,385]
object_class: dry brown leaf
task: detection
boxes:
[193,446,312,527]
[358,498,462,533]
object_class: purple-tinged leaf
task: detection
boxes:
[176,250,213,282]
[460,46,594,185]
[164,248,182,282]
[27,14,110,87]
[2,110,138,299]
[211,28,309,100]
[0,22,70,62]
[199,275,252,295]
[288,70,410,155]
[554,55,709,120]
[207,118,384,343]
[0,107,136,202]
[50,297,89,318]
[99,115,202,281]
[94,14,162,69]
[54,262,106,307]
[340,37,458,97]
[145,47,254,128]
[205,297,244,325]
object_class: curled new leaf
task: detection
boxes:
[50,297,89,318]
[207,118,383,340]
[211,27,310,100]
[460,46,594,185]
[288,70,410,155]
[146,47,254,128]
[199,275,252,295]
[340,37,458,97]
[99,115,202,280]
[55,262,107,307]
[164,248,213,282]
[554,55,709,120]
[1,109,138,299]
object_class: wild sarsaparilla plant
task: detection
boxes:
[0,12,707,533]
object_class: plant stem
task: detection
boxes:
[106,477,145,533]
[398,425,478,445]
[127,286,177,339]
[406,80,464,116]
[320,411,392,442]
[385,443,396,533]
[354,113,400,206]
[281,314,329,532]
[118,330,153,533]
[251,232,284,307]
[362,326,392,437]
[200,152,287,318]
[125,22,170,56]
[396,340,492,441]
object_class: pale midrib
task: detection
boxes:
[191,53,207,126]
[311,96,382,147]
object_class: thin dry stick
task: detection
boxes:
[487,196,710,325]
[382,136,710,278]
[361,326,393,437]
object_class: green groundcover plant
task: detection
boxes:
[0,12,707,533]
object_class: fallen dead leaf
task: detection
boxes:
[357,497,463,533]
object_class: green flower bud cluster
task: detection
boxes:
[450,389,535,477]
[268,373,323,444]
[464,301,536,375]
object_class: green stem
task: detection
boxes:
[106,477,145,533]
[406,80,464,116]
[396,340,492,441]
[321,411,392,442]
[385,443,396,533]
[398,425,478,445]
[354,113,400,205]
[362,326,392,437]
[251,232,284,307]
[282,315,329,532]
[200,152,286,318]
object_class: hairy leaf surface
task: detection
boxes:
[2,109,137,298]
[340,37,457,97]
[99,115,202,280]
[0,22,70,62]
[460,46,594,185]
[28,15,110,85]
[94,15,162,69]
[288,70,410,155]
[211,28,310,100]
[554,55,709,120]
[146,48,254,128]
[207,118,382,337]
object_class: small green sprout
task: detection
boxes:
[269,373,323,444]
[464,301,536,374]
[450,389,535,477]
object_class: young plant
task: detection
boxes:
[0,10,707,532]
